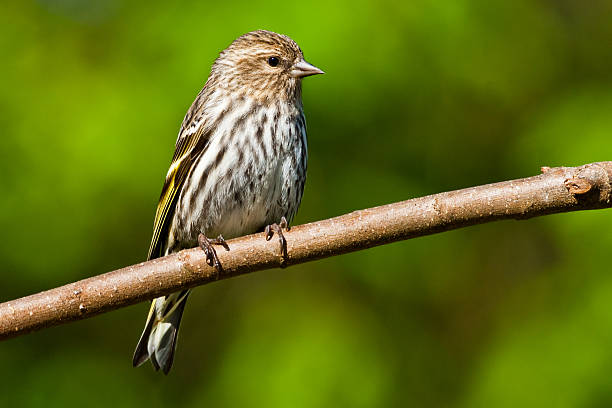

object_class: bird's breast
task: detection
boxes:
[173,99,307,245]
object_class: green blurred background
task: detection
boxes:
[1,0,612,406]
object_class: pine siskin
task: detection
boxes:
[132,30,323,374]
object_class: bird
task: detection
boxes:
[132,30,323,374]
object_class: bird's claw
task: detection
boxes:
[265,216,289,267]
[198,234,230,278]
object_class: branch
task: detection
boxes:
[1,162,611,340]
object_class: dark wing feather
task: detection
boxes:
[147,91,211,260]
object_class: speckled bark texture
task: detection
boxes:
[1,161,611,340]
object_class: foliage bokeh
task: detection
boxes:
[1,0,612,406]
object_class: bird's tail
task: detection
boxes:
[132,290,190,374]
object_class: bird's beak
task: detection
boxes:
[290,60,324,78]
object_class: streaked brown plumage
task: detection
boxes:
[132,30,323,374]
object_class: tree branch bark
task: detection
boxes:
[1,162,611,340]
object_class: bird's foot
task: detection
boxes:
[198,234,230,279]
[265,216,290,267]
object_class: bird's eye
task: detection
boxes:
[267,56,280,67]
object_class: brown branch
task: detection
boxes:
[1,162,611,340]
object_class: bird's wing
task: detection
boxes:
[147,96,211,260]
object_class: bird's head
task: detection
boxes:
[211,30,324,102]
